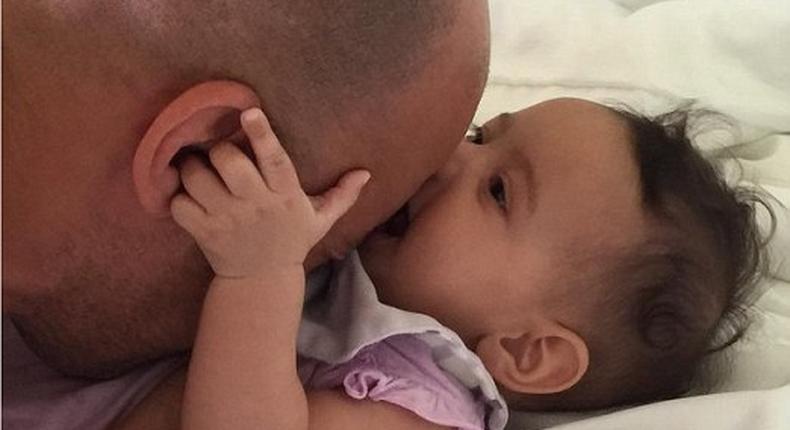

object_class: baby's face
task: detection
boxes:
[359,98,651,340]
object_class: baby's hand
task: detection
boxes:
[170,108,370,280]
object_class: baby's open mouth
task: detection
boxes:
[382,203,410,237]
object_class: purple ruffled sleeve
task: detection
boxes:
[300,334,486,430]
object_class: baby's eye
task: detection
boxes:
[489,176,507,210]
[465,124,485,145]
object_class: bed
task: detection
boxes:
[471,1,790,429]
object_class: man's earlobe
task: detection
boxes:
[475,324,589,395]
[133,80,260,217]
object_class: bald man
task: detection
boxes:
[2,1,489,428]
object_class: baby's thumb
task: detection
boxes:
[312,170,371,233]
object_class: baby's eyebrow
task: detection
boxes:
[493,112,515,130]
[485,112,515,139]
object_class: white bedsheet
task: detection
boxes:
[473,1,790,429]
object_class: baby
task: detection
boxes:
[153,98,767,429]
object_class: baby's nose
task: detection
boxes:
[437,140,476,179]
[407,173,442,218]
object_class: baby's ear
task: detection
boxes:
[475,323,589,395]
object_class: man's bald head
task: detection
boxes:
[78,0,481,132]
[3,0,489,377]
[28,0,487,256]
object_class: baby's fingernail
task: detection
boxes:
[242,107,263,122]
[241,108,266,133]
[360,171,371,185]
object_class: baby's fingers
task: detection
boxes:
[180,156,234,213]
[312,170,371,236]
[170,193,208,239]
[207,142,259,197]
[241,108,300,194]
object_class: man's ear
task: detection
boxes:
[475,323,589,395]
[133,80,260,217]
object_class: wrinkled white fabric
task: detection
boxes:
[476,1,790,429]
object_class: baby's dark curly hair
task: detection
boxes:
[512,106,774,411]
